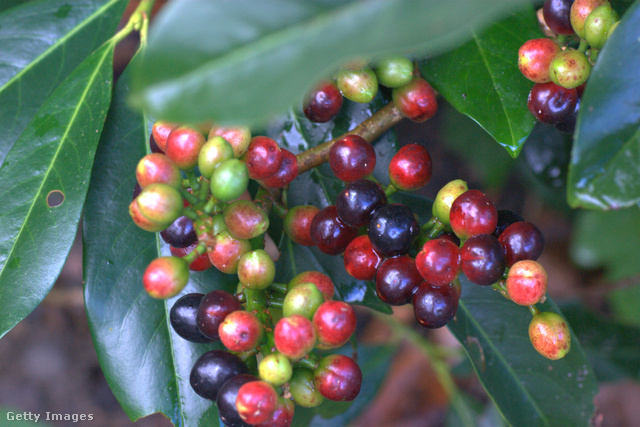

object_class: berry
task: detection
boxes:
[198,136,234,179]
[392,78,438,122]
[460,234,506,286]
[224,200,270,240]
[235,381,278,425]
[492,210,525,238]
[129,198,166,232]
[243,136,283,180]
[432,179,469,227]
[256,397,294,427]
[506,260,548,305]
[189,350,248,401]
[289,368,324,408]
[543,0,576,35]
[388,144,432,191]
[136,183,183,226]
[329,135,376,182]
[412,281,460,328]
[208,125,252,158]
[527,82,578,124]
[517,38,562,83]
[283,205,319,246]
[274,314,316,360]
[258,353,292,387]
[261,148,299,188]
[216,374,258,427]
[375,55,414,88]
[554,96,581,134]
[161,216,197,248]
[151,120,176,152]
[336,66,378,103]
[219,310,264,352]
[142,256,189,299]
[529,312,571,360]
[136,153,181,189]
[416,239,461,286]
[570,0,607,39]
[449,189,498,240]
[309,205,358,255]
[288,271,335,300]
[210,158,249,202]
[549,50,591,89]
[170,243,213,271]
[303,81,343,123]
[375,255,423,305]
[343,235,382,281]
[314,354,362,401]
[336,179,387,228]
[313,300,357,349]
[169,293,212,343]
[237,249,276,291]
[165,126,205,170]
[499,221,545,266]
[282,283,324,320]
[584,3,618,49]
[368,204,419,257]
[196,290,243,340]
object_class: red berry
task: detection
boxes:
[343,235,382,281]
[165,126,206,170]
[136,153,181,189]
[274,315,316,360]
[244,136,283,180]
[142,256,189,299]
[303,81,343,123]
[283,205,319,246]
[314,354,362,401]
[256,397,295,427]
[449,189,498,240]
[208,231,252,274]
[288,271,335,300]
[196,290,242,340]
[571,0,607,39]
[136,183,183,226]
[416,239,461,286]
[208,125,252,158]
[236,381,278,425]
[262,148,299,188]
[388,144,432,191]
[527,82,578,124]
[329,135,376,182]
[313,301,357,349]
[219,310,264,352]
[151,121,176,152]
[309,205,358,255]
[392,78,438,122]
[506,260,548,305]
[529,312,571,360]
[223,200,270,240]
[517,38,562,83]
[170,243,212,272]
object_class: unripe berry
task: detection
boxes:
[529,312,571,360]
[208,230,252,274]
[142,256,189,299]
[283,282,324,319]
[343,235,382,281]
[208,125,252,158]
[165,126,205,170]
[416,239,461,287]
[570,0,607,39]
[584,3,618,49]
[224,200,269,240]
[506,260,548,305]
[151,120,177,152]
[256,397,294,427]
[375,55,414,88]
[392,78,438,122]
[198,136,234,179]
[336,66,378,103]
[549,50,591,89]
[283,205,319,246]
[432,179,468,227]
[289,368,324,408]
[288,271,335,300]
[136,183,183,226]
[129,198,166,232]
[258,353,292,387]
[210,158,249,202]
[237,249,275,291]
[170,243,212,272]
[518,38,562,83]
[136,153,181,189]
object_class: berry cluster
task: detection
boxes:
[519,0,619,133]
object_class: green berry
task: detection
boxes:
[136,183,183,226]
[198,136,234,179]
[336,67,378,103]
[549,50,591,89]
[210,158,249,202]
[374,55,414,88]
[584,3,618,49]
[529,312,571,360]
[570,0,608,39]
[237,249,275,290]
[283,282,324,320]
[432,179,468,227]
[258,353,292,386]
[289,368,324,408]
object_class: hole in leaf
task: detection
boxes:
[47,190,65,208]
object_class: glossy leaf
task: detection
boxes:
[0,41,116,339]
[83,62,236,425]
[419,7,542,157]
[567,1,640,209]
[0,0,128,163]
[131,0,528,127]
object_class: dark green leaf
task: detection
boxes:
[0,0,127,163]
[83,62,236,425]
[419,7,542,157]
[0,41,116,339]
[567,1,640,209]
[131,0,528,127]
[608,286,640,329]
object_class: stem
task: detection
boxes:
[384,183,398,197]
[185,169,201,193]
[578,39,589,54]
[296,102,404,174]
[427,221,445,239]
[266,298,283,309]
[269,282,289,294]
[182,207,198,221]
[111,0,154,45]
[294,354,319,371]
[421,217,438,232]
[529,305,541,317]
[180,189,199,206]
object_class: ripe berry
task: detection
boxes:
[170,243,212,272]
[303,81,343,123]
[336,66,378,103]
[136,153,181,189]
[375,55,414,88]
[416,239,461,286]
[449,189,498,240]
[274,314,316,360]
[283,205,319,246]
[136,183,183,226]
[189,350,248,401]
[460,234,506,286]
[570,0,607,39]
[289,368,324,408]
[492,210,525,238]
[543,0,575,35]
[243,136,283,180]
[506,260,548,305]
[161,216,197,248]
[196,290,243,340]
[219,310,264,352]
[549,50,590,89]
[256,397,294,427]
[261,148,299,189]
[499,221,545,266]
[224,200,269,240]
[529,312,571,360]
[313,300,357,349]
[258,353,292,387]
[368,204,419,257]
[554,96,581,134]
[170,293,212,343]
[412,281,460,328]
[309,205,358,255]
[236,381,278,425]
[517,38,562,83]
[282,283,324,320]
[432,179,469,227]
[392,78,438,122]
[375,255,423,306]
[343,235,382,281]
[314,354,362,401]
[151,121,176,152]
[210,159,249,202]
[208,125,252,158]
[237,249,275,291]
[527,82,578,124]
[198,136,235,179]
[142,256,189,299]
[216,374,258,427]
[288,271,335,300]
[388,144,432,191]
[336,179,387,228]
[329,135,376,182]
[165,126,205,170]
[584,3,618,49]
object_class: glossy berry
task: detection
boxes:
[527,82,578,124]
[570,0,607,38]
[143,256,189,299]
[375,55,414,88]
[170,293,212,343]
[388,144,432,191]
[283,283,324,320]
[492,210,525,238]
[151,121,176,152]
[584,3,618,49]
[196,290,243,340]
[329,135,376,182]
[261,148,299,188]
[210,159,249,202]
[369,204,419,257]
[283,205,319,246]
[549,50,591,89]
[432,179,469,227]
[161,216,197,248]
[506,260,548,305]
[529,312,571,360]
[256,397,294,427]
[198,136,235,179]
[412,281,460,328]
[274,314,316,360]
[244,136,283,180]
[376,255,423,306]
[517,38,562,83]
[165,126,205,170]
[189,350,248,401]
[219,310,264,352]
[170,243,212,271]
[499,221,545,266]
[460,234,506,286]
[237,249,275,290]
[449,189,498,240]
[392,78,438,122]
[216,374,257,427]
[224,200,269,240]
[336,179,387,228]
[313,300,357,349]
[236,381,278,425]
[416,239,461,287]
[129,197,166,232]
[289,369,324,408]
[314,354,362,401]
[208,125,252,158]
[309,205,358,255]
[136,153,181,189]
[303,81,344,123]
[136,183,183,226]
[258,353,292,387]
[554,96,581,134]
[289,271,335,300]
[543,0,575,35]
[343,235,382,281]
[336,66,378,103]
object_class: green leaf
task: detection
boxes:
[0,40,116,339]
[131,0,528,127]
[608,286,640,329]
[83,62,236,425]
[419,7,542,157]
[567,1,640,209]
[0,0,128,163]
